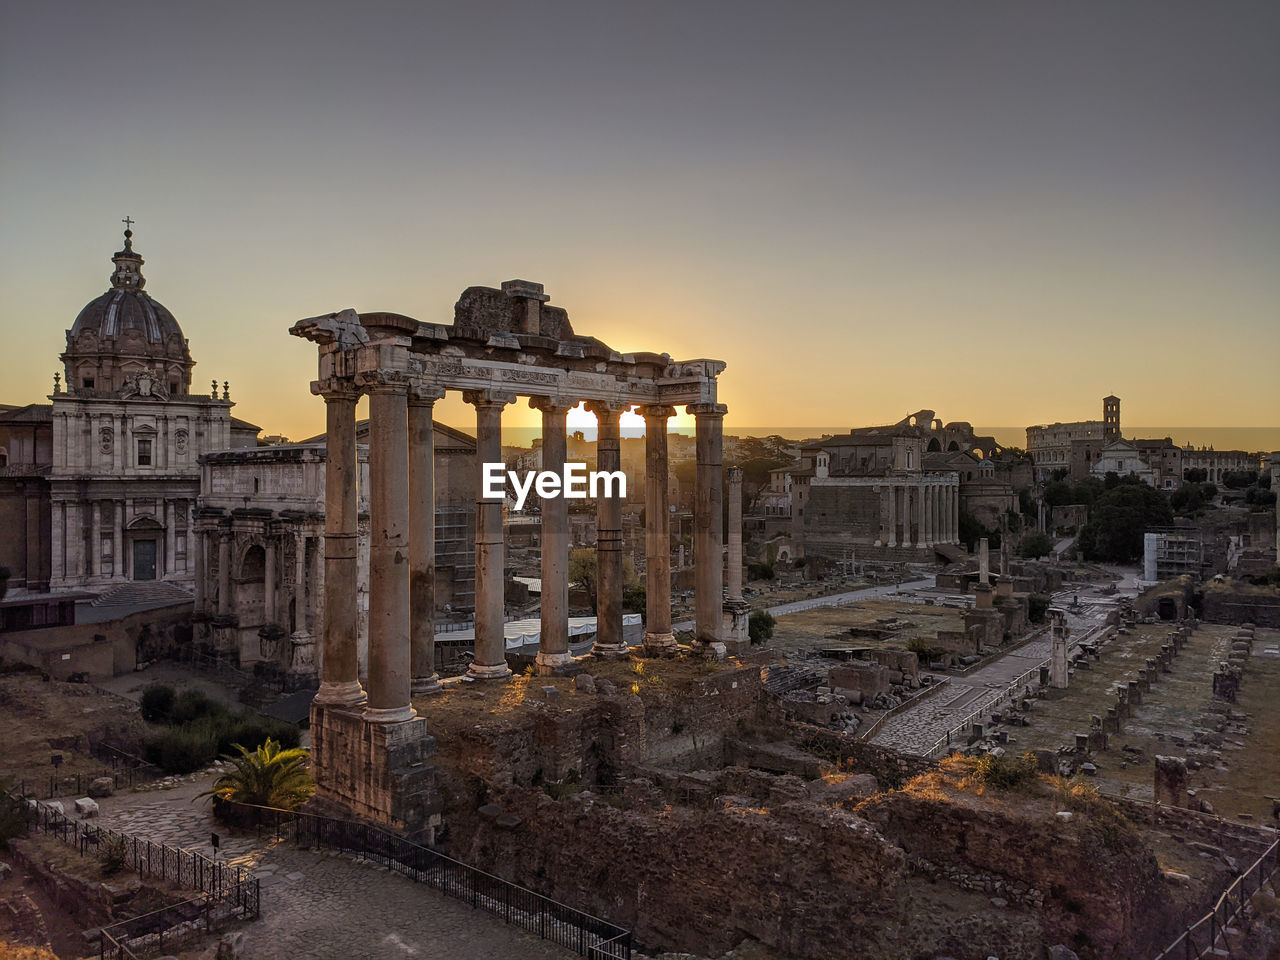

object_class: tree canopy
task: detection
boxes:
[1077,481,1174,562]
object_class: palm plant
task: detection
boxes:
[197,738,314,810]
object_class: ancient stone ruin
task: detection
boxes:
[291,281,730,831]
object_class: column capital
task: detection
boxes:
[529,396,577,415]
[463,389,517,408]
[687,402,728,419]
[355,369,409,394]
[584,399,632,419]
[727,465,744,483]
[408,382,446,405]
[311,377,361,401]
[640,404,677,420]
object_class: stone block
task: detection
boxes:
[1154,755,1189,808]
[74,797,99,817]
[828,661,890,701]
[88,777,114,798]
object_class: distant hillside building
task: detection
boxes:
[1090,439,1156,486]
[1026,395,1120,482]
[792,410,970,562]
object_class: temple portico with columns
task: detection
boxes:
[291,281,728,831]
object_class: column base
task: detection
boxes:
[691,640,728,661]
[411,675,443,696]
[314,680,367,708]
[466,661,512,681]
[309,701,441,836]
[591,640,630,660]
[641,632,678,658]
[535,651,582,676]
[364,704,418,724]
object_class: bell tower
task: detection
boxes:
[1103,395,1120,442]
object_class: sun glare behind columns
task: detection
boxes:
[566,402,648,438]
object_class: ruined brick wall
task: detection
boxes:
[859,790,1178,956]
[465,788,908,959]
[1200,594,1280,627]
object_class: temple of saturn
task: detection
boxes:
[291,280,731,830]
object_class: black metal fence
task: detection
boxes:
[225,801,630,959]
[98,892,249,960]
[1152,835,1279,959]
[17,765,154,800]
[20,796,260,952]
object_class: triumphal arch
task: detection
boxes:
[291,280,727,830]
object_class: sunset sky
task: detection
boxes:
[2,1,1277,446]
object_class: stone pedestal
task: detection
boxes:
[722,599,751,656]
[309,702,441,838]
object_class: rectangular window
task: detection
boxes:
[138,439,152,466]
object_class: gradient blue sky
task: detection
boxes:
[2,1,1277,443]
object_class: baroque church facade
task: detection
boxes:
[44,226,257,591]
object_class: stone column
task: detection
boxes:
[409,386,445,694]
[1050,609,1070,688]
[185,508,195,576]
[723,465,750,650]
[532,398,576,672]
[90,501,102,579]
[193,529,207,614]
[363,373,415,722]
[588,401,629,659]
[51,502,65,583]
[314,382,364,706]
[978,537,990,585]
[640,405,677,656]
[466,391,515,680]
[264,535,277,625]
[690,403,727,658]
[112,501,123,578]
[726,466,744,601]
[922,485,933,547]
[165,500,176,578]
[901,486,912,547]
[886,483,897,547]
[217,525,232,615]
[294,531,306,628]
[949,485,957,542]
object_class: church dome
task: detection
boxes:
[71,288,184,344]
[61,225,195,396]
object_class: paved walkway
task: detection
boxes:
[672,578,935,631]
[52,776,573,959]
[870,582,1125,755]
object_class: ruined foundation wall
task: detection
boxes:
[465,788,907,959]
[859,790,1177,956]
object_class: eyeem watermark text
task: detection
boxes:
[482,463,626,511]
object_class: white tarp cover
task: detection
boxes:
[436,615,642,649]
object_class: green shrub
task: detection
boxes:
[99,835,129,876]
[168,689,224,725]
[1028,593,1052,624]
[0,779,32,850]
[748,609,776,644]
[140,683,176,724]
[143,707,301,775]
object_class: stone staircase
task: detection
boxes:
[90,580,194,607]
